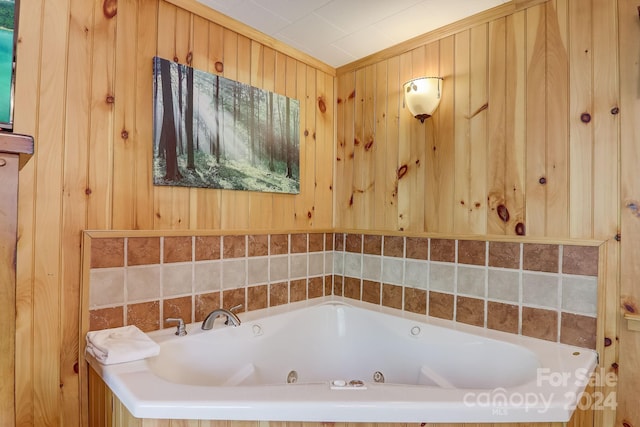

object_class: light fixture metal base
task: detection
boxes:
[415,114,432,123]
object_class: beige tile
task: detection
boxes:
[194,261,221,293]
[221,259,246,289]
[162,263,192,297]
[127,265,161,302]
[89,268,125,307]
[247,257,269,285]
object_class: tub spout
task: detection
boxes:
[201,308,241,330]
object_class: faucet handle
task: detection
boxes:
[225,304,243,325]
[165,317,187,336]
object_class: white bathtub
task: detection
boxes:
[88,296,597,423]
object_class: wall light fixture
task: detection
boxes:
[403,77,443,123]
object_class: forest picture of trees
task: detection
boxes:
[153,56,300,194]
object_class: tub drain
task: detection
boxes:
[287,370,298,383]
[373,371,385,383]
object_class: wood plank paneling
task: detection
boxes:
[335,1,622,422]
[0,153,19,427]
[14,0,335,425]
[10,0,629,424]
[618,1,639,425]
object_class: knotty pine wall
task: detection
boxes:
[12,0,333,426]
[335,0,635,426]
[10,0,639,426]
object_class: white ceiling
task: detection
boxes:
[196,0,509,68]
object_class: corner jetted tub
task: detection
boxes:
[87,296,598,424]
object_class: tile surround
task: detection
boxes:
[87,232,600,349]
[332,234,600,349]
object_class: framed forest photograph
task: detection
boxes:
[152,56,300,194]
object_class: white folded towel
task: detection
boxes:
[86,325,160,365]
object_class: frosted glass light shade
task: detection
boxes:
[403,77,443,123]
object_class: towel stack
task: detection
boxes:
[86,325,160,365]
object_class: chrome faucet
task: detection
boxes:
[201,307,242,330]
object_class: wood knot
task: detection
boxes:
[85,188,92,196]
[304,130,309,137]
[106,95,115,104]
[397,164,408,180]
[186,52,193,65]
[337,98,343,104]
[121,130,129,139]
[515,222,526,236]
[539,176,547,185]
[318,97,327,113]
[307,211,312,218]
[580,112,591,123]
[173,56,179,63]
[364,139,374,151]
[354,138,360,146]
[611,107,620,115]
[348,90,356,100]
[604,337,612,347]
[214,61,224,73]
[103,0,117,18]
[496,204,510,222]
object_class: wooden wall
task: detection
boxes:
[335,0,626,425]
[10,0,638,425]
[12,0,333,426]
